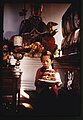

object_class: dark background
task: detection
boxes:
[0,0,82,120]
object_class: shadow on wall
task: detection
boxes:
[3,31,17,39]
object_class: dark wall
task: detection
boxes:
[0,3,3,38]
[0,2,3,68]
[2,0,80,3]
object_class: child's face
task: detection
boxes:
[41,55,53,69]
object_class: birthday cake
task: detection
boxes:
[42,69,56,81]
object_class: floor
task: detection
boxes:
[0,88,81,117]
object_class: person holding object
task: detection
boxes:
[35,50,62,95]
[34,50,62,114]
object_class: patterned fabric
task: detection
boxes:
[35,66,61,95]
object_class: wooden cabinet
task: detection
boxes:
[54,52,80,95]
[57,2,81,96]
[53,52,80,115]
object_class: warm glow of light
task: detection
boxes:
[20,56,42,90]
[21,88,30,99]
[22,103,33,109]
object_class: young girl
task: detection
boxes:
[35,50,62,95]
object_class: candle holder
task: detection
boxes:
[12,35,24,77]
[13,52,24,77]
